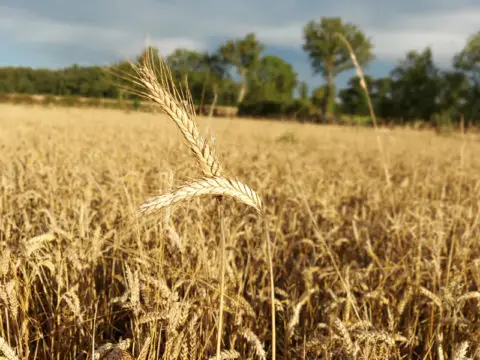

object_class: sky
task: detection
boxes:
[0,0,479,90]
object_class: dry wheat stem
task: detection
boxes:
[334,32,391,188]
[137,176,263,215]
[263,218,276,360]
[216,205,227,360]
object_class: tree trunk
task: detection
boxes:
[199,82,207,115]
[208,84,219,118]
[237,68,247,104]
[183,73,189,90]
[324,69,335,122]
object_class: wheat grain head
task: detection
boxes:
[138,176,263,215]
[0,338,18,360]
[128,49,222,178]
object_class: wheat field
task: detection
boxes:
[1,101,480,359]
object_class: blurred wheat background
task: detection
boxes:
[1,103,480,359]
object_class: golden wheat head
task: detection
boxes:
[138,176,263,215]
[129,49,222,178]
[0,337,18,360]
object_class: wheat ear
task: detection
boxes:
[0,337,18,360]
[137,176,263,215]
[129,50,222,177]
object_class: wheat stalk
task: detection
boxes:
[287,288,317,338]
[334,32,391,188]
[125,48,276,360]
[137,337,151,360]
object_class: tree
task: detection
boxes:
[391,48,441,122]
[219,33,264,104]
[165,48,211,106]
[166,48,203,88]
[298,81,309,100]
[200,51,228,117]
[311,85,328,111]
[247,55,298,102]
[215,78,240,107]
[338,75,374,116]
[0,68,15,93]
[303,17,374,118]
[454,31,480,83]
[17,75,35,94]
[438,71,470,118]
[453,31,480,122]
[371,77,395,119]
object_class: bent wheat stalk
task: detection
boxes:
[334,32,391,188]
[125,48,276,360]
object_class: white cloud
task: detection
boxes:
[365,7,480,64]
[0,1,478,68]
[0,5,206,60]
[228,6,480,65]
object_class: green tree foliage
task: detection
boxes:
[239,55,298,117]
[438,71,470,118]
[199,51,228,116]
[163,48,234,108]
[371,77,395,119]
[311,85,328,111]
[454,31,480,82]
[0,25,479,125]
[303,17,374,117]
[247,55,298,102]
[298,81,309,100]
[339,75,400,121]
[0,65,118,98]
[219,33,264,104]
[166,48,203,87]
[390,48,441,122]
[453,31,480,121]
[338,75,374,116]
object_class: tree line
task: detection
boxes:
[1,17,479,125]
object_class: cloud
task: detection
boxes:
[232,6,480,65]
[0,4,207,63]
[365,6,480,65]
[0,0,479,70]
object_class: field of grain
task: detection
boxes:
[1,102,480,360]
